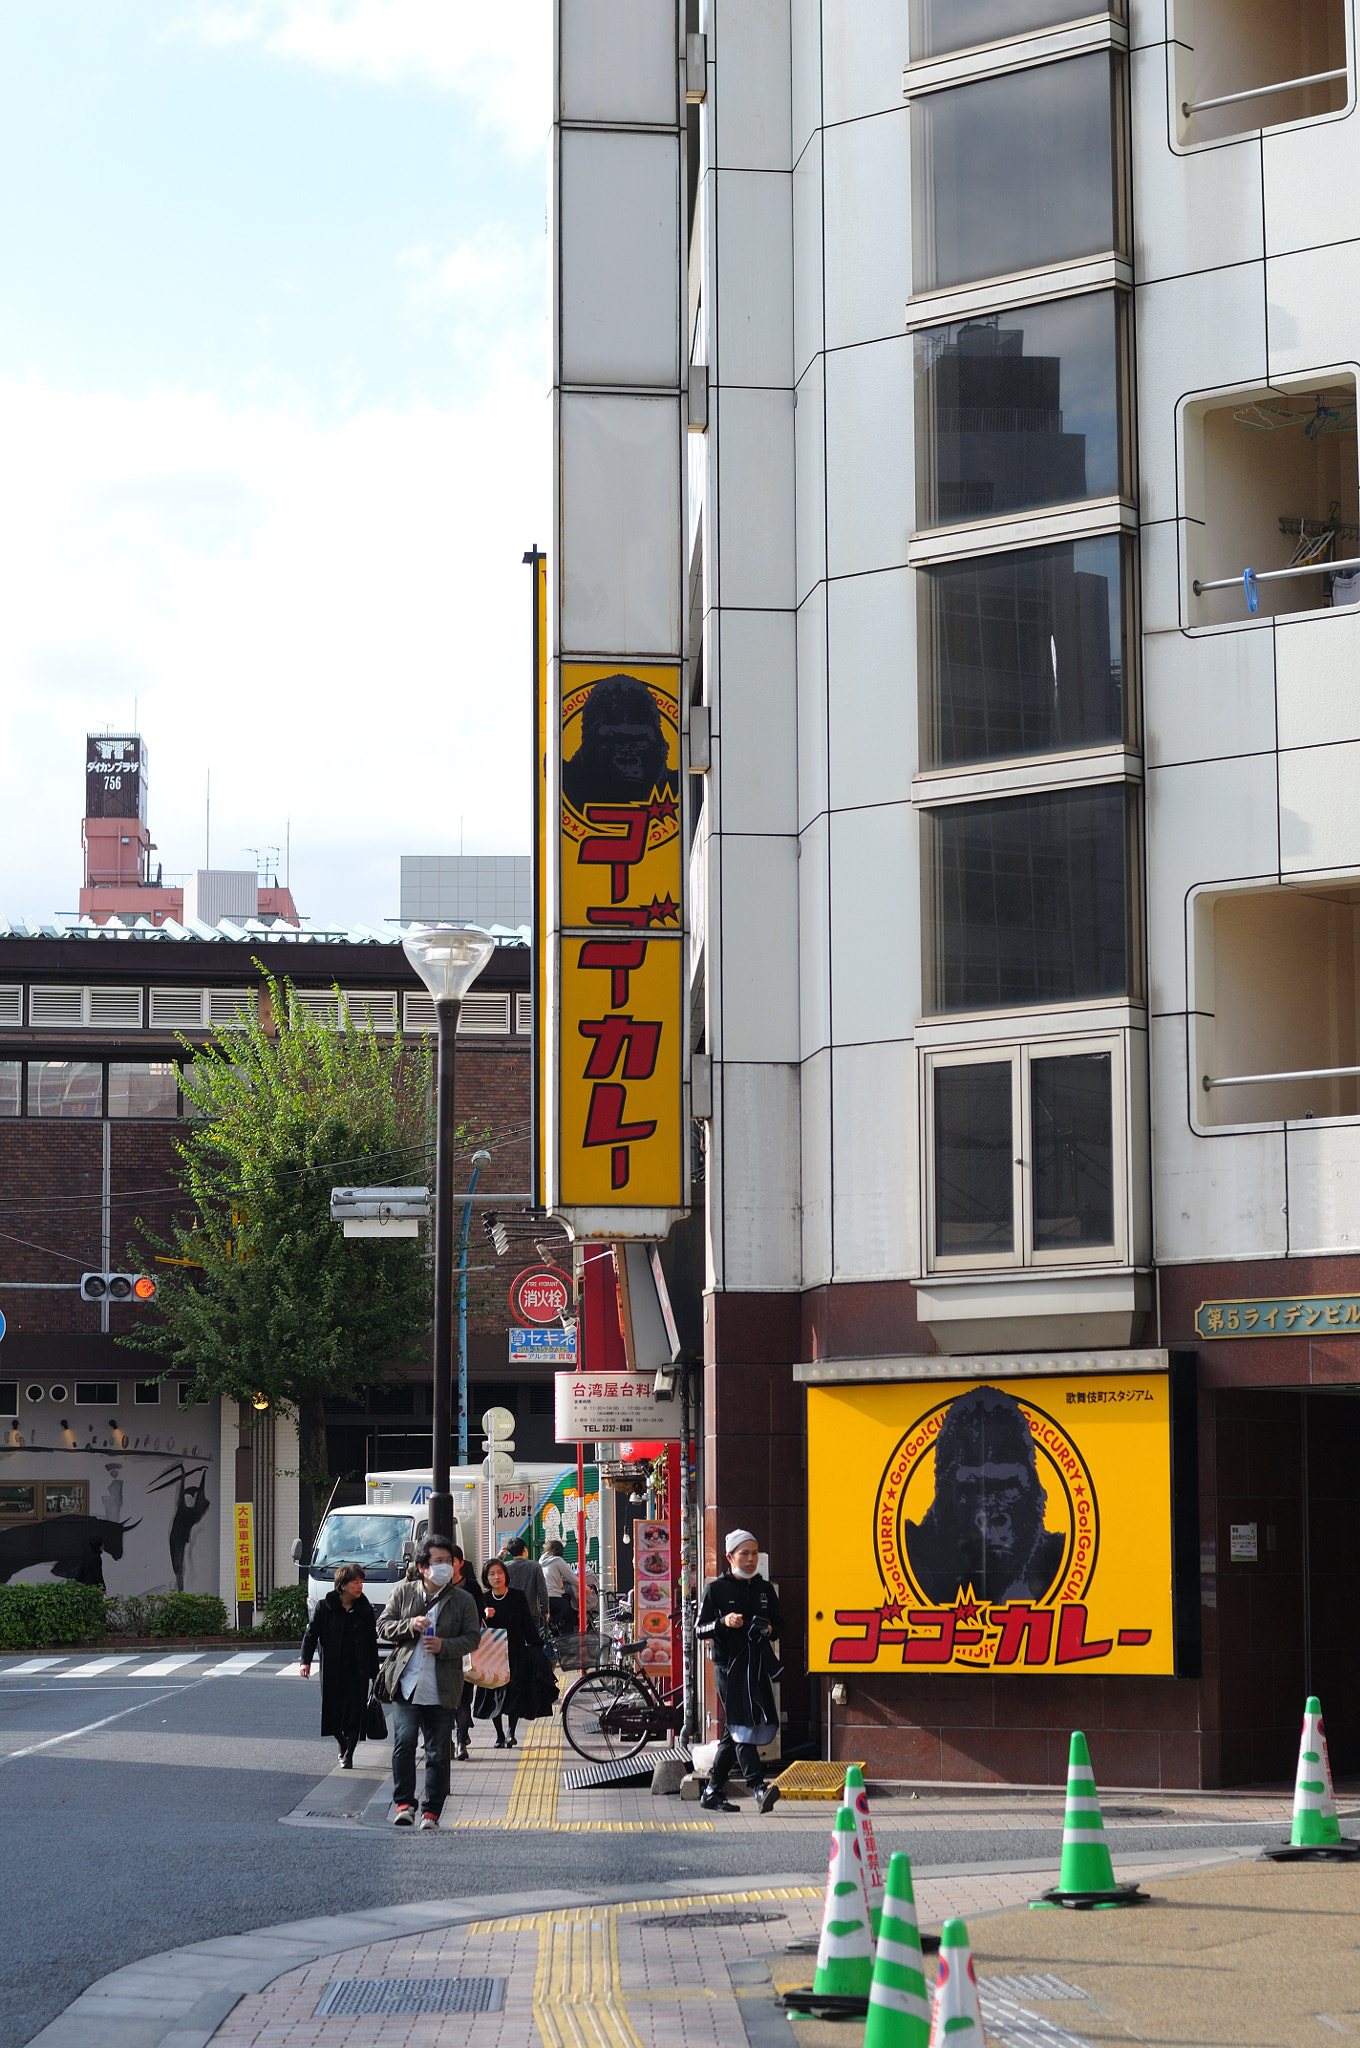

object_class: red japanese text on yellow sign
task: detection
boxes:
[560,663,680,933]
[234,1502,256,1605]
[559,935,682,1206]
[807,1377,1174,1677]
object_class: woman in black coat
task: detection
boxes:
[300,1564,380,1768]
[451,1548,482,1762]
[470,1556,543,1747]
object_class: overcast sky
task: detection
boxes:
[0,0,550,925]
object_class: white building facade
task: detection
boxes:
[553,0,1360,1784]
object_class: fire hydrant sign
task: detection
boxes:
[234,1502,255,1604]
[511,1266,571,1325]
[553,1373,683,1442]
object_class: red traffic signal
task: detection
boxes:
[80,1272,158,1304]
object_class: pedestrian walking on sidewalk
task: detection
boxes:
[471,1556,543,1749]
[377,1537,481,1830]
[71,1536,106,1589]
[540,1540,580,1636]
[695,1529,783,1816]
[300,1564,380,1769]
[450,1547,482,1762]
[502,1537,551,1634]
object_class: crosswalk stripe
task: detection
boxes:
[126,1655,202,1676]
[206,1650,274,1674]
[60,1655,139,1677]
[4,1657,71,1674]
[275,1661,305,1677]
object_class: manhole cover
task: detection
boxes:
[638,1909,786,1930]
[314,1978,505,2017]
[1101,1806,1172,1819]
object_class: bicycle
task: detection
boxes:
[559,1636,685,1762]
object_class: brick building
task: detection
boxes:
[0,916,543,1609]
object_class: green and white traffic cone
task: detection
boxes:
[1056,1730,1117,1894]
[846,1764,885,1938]
[1291,1697,1343,1848]
[864,1853,930,2048]
[811,1803,875,1998]
[926,1919,983,2046]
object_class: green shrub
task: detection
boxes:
[104,1592,153,1637]
[261,1581,309,1638]
[0,1582,106,1650]
[148,1592,229,1638]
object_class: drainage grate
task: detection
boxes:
[982,1975,1088,2003]
[314,1977,505,2018]
[638,1908,786,1930]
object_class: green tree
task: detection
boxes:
[120,970,442,1532]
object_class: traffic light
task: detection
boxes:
[80,1273,158,1303]
[482,1211,510,1257]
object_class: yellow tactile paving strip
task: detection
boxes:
[444,1711,714,1833]
[470,1888,821,2048]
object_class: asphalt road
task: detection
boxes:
[0,1665,1308,2048]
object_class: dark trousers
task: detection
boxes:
[548,1593,577,1632]
[389,1700,456,1816]
[710,1729,766,1792]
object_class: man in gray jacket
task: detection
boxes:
[377,1537,481,1829]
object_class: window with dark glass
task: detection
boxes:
[923,785,1136,1013]
[28,1062,103,1118]
[1031,1052,1114,1249]
[911,54,1126,296]
[934,1061,1014,1257]
[915,291,1128,529]
[918,536,1129,768]
[0,1063,19,1116]
[910,0,1121,62]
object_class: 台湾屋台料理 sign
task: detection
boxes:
[509,1325,577,1364]
[1195,1295,1360,1337]
[806,1376,1174,1677]
[553,1373,683,1442]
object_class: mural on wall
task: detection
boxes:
[0,1406,220,1594]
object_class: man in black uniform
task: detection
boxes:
[695,1529,783,1815]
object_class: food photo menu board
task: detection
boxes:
[634,1520,672,1681]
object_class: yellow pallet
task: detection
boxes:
[771,1760,865,1800]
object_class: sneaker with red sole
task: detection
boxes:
[393,1805,415,1827]
[418,1811,439,1831]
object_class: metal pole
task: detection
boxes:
[457,1155,486,1468]
[1183,66,1346,116]
[429,996,461,1542]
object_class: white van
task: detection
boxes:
[295,1499,460,1620]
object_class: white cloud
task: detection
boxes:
[398,223,547,382]
[168,0,553,158]
[0,369,549,925]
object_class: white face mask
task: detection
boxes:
[729,1558,759,1579]
[426,1561,454,1587]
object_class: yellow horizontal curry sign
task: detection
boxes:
[557,661,684,1209]
[807,1377,1173,1677]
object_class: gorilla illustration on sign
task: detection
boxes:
[561,673,677,812]
[903,1383,1066,1604]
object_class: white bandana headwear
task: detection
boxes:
[725,1529,757,1555]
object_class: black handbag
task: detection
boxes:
[365,1676,388,1740]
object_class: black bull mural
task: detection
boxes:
[0,1461,211,1587]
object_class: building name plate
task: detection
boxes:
[1195,1296,1360,1338]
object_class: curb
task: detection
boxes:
[23,1847,1268,2048]
[22,1873,818,2048]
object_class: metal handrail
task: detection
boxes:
[1183,67,1347,117]
[1204,1064,1360,1090]
[1194,554,1360,611]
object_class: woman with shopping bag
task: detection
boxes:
[469,1556,553,1746]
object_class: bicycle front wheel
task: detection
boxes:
[560,1668,655,1763]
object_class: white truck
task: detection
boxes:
[297,1462,589,1617]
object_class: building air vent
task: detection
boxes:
[207,988,255,1028]
[293,990,341,1028]
[0,988,21,1027]
[515,993,532,1035]
[149,988,207,1029]
[402,991,511,1035]
[28,987,86,1027]
[87,987,144,1029]
[342,990,398,1032]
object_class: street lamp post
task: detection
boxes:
[402,922,496,1544]
[458,1149,492,1466]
